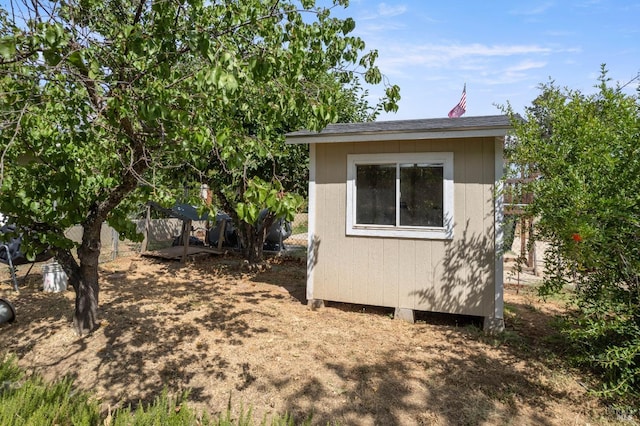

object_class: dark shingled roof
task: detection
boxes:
[286,115,512,139]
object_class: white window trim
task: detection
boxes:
[346,152,454,240]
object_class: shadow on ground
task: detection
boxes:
[0,255,607,424]
[273,312,570,425]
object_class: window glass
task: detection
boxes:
[346,152,454,239]
[400,164,444,227]
[356,164,396,225]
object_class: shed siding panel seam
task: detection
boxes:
[351,237,369,304]
[398,239,416,309]
[368,239,385,305]
[383,238,399,307]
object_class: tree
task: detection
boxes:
[505,66,640,399]
[0,0,400,335]
[196,75,386,266]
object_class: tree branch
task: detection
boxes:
[0,103,27,188]
[133,0,146,25]
[90,116,149,225]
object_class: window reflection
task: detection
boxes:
[355,164,396,225]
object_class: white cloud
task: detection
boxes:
[505,60,547,72]
[377,43,553,72]
[493,60,548,85]
[377,3,407,17]
[544,30,575,37]
[357,22,406,35]
[358,2,407,20]
[433,43,552,58]
[509,2,555,15]
[371,42,562,90]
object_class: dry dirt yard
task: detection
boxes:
[0,254,633,425]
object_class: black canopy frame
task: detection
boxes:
[1,225,53,291]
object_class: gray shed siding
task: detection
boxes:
[309,137,497,317]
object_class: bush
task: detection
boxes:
[108,390,209,426]
[564,294,640,399]
[0,355,101,425]
[506,66,640,401]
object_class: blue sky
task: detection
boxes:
[328,1,640,120]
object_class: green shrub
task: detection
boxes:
[0,354,23,384]
[109,390,209,426]
[506,66,640,401]
[0,355,101,425]
[562,288,640,400]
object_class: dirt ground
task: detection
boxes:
[0,252,633,426]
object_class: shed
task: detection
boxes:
[286,115,512,331]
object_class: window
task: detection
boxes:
[346,152,454,239]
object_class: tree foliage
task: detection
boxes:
[505,66,640,400]
[0,0,400,335]
[199,73,385,264]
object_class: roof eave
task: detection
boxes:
[286,127,510,145]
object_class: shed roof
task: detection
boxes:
[286,114,512,144]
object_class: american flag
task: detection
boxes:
[448,84,467,118]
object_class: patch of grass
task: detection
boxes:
[503,303,518,320]
[535,285,574,304]
[473,328,528,350]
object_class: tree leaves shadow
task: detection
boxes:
[269,217,572,424]
[0,276,74,356]
[249,261,307,305]
[275,345,561,426]
[410,218,495,320]
[2,255,278,411]
[90,260,274,408]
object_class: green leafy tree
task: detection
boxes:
[196,75,386,265]
[505,66,640,399]
[0,0,400,335]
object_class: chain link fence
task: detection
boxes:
[64,222,143,264]
[2,213,308,290]
[285,212,307,249]
[65,212,308,262]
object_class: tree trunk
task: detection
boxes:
[72,220,102,336]
[240,221,267,265]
